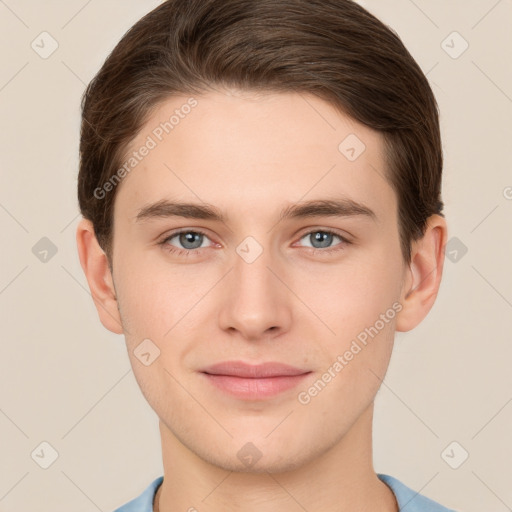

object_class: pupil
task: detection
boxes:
[313,231,331,248]
[181,232,201,248]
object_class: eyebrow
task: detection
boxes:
[134,197,376,224]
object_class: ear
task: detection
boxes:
[76,218,124,335]
[395,214,448,332]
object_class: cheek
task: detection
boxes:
[297,269,400,413]
[113,250,206,339]
[302,254,403,343]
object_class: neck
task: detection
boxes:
[154,403,397,512]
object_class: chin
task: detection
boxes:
[210,449,313,475]
[191,433,319,475]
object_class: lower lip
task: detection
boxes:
[202,373,311,400]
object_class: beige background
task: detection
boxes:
[1,1,511,510]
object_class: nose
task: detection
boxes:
[217,240,293,342]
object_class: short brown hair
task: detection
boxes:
[78,0,444,264]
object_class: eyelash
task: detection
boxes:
[158,228,351,257]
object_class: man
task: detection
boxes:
[76,0,454,510]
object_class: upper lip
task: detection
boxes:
[201,361,310,378]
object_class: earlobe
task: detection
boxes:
[76,218,124,335]
[395,214,448,332]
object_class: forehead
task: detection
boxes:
[114,89,394,223]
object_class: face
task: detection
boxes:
[109,88,408,472]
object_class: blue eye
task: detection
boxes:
[294,229,351,256]
[299,230,344,250]
[161,230,211,255]
[159,228,350,257]
[171,231,206,250]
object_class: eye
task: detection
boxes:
[159,228,351,258]
[296,229,350,254]
[160,229,212,256]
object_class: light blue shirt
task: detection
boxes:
[113,473,456,511]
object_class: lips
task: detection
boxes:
[202,361,310,378]
[200,361,311,400]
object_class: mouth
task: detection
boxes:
[200,361,312,400]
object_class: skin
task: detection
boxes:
[76,88,447,512]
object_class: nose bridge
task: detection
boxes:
[233,234,280,307]
[234,236,275,294]
[217,234,291,338]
